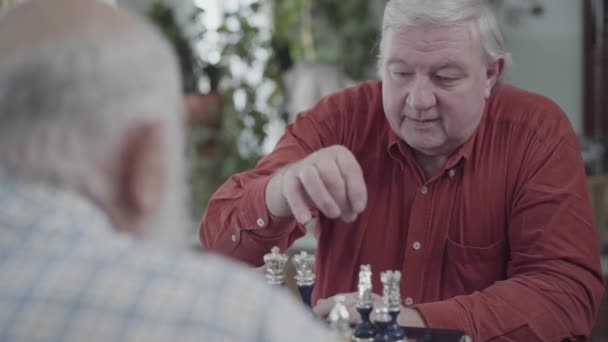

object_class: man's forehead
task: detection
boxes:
[383,23,482,64]
[386,57,467,70]
[389,22,477,47]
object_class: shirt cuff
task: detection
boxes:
[237,175,297,238]
[415,299,471,333]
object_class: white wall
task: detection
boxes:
[500,0,583,133]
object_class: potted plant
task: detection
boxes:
[146,1,223,131]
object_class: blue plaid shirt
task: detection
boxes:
[0,175,338,342]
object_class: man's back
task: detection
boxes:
[0,175,336,342]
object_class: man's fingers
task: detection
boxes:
[336,151,367,213]
[282,169,313,224]
[313,297,335,318]
[314,159,357,220]
[298,164,341,219]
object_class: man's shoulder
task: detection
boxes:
[487,84,575,142]
[1,229,335,341]
[113,244,336,341]
[310,79,382,111]
[333,79,381,105]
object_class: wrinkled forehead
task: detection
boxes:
[382,21,484,67]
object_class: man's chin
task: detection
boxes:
[402,138,445,157]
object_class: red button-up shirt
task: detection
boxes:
[201,81,605,341]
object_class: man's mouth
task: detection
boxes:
[405,117,440,122]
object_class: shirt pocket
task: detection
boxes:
[442,237,507,297]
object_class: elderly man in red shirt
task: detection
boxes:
[201,0,605,340]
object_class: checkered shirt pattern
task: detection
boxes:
[0,175,338,342]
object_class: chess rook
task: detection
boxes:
[263,246,289,286]
[292,251,315,307]
[353,264,376,341]
[381,270,405,342]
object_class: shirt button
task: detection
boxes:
[231,234,237,242]
[404,297,414,306]
[256,218,265,227]
[448,169,455,178]
[420,186,428,195]
[413,241,421,250]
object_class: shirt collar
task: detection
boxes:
[0,172,114,239]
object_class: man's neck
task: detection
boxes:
[414,151,449,181]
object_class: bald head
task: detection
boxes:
[0,0,142,56]
[0,0,188,244]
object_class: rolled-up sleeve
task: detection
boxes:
[200,96,343,265]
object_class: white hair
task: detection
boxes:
[379,0,511,74]
[2,0,116,12]
[0,18,188,245]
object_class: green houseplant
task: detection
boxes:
[146,1,226,217]
[146,1,278,218]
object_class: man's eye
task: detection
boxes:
[435,75,459,82]
[392,71,413,78]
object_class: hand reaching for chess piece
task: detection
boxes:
[264,145,368,225]
[312,292,427,328]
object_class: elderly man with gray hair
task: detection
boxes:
[0,1,340,341]
[202,0,606,340]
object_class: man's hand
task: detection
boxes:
[265,145,367,224]
[313,292,427,328]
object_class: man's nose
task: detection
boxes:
[406,77,436,111]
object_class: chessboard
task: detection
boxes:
[264,247,471,341]
[391,327,468,342]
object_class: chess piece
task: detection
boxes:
[372,305,392,342]
[353,264,376,341]
[292,251,315,307]
[381,270,405,342]
[263,246,289,286]
[328,295,352,340]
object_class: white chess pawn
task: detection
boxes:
[328,295,352,340]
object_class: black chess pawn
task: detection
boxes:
[373,306,393,342]
[292,251,315,307]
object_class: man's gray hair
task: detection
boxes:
[379,0,511,73]
[0,15,187,240]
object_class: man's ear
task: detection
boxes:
[484,56,505,98]
[118,122,165,219]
